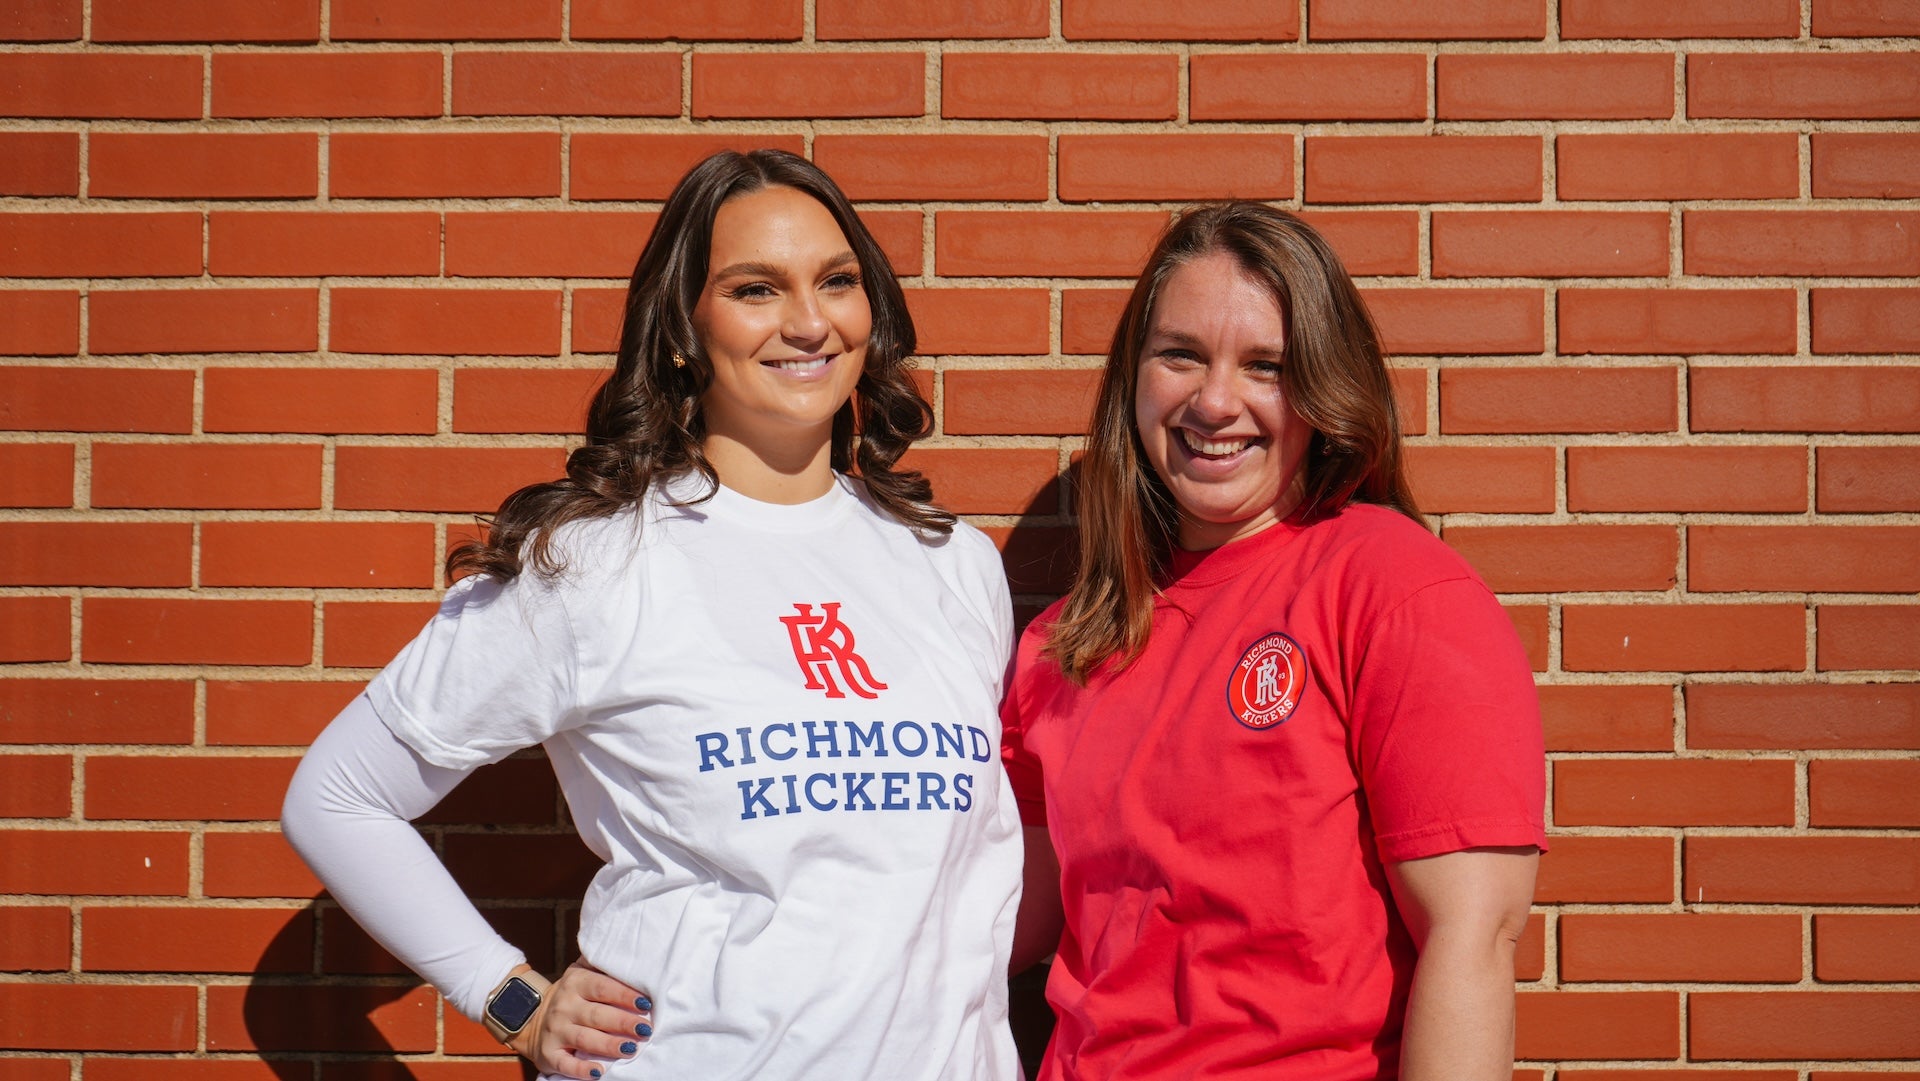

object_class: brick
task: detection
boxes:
[1568,446,1805,512]
[213,52,441,119]
[0,443,72,507]
[206,679,363,746]
[0,906,68,970]
[422,757,562,826]
[331,288,563,356]
[1813,288,1920,354]
[820,0,1045,38]
[0,753,69,817]
[92,443,322,510]
[332,0,562,40]
[903,288,1051,357]
[1561,1071,1796,1081]
[1820,446,1920,513]
[1055,132,1292,203]
[453,50,679,116]
[1440,53,1672,119]
[1061,288,1130,355]
[569,133,807,201]
[1696,365,1920,432]
[89,131,317,199]
[1821,605,1920,671]
[1693,991,1920,1060]
[981,524,1078,594]
[0,130,78,195]
[209,210,441,277]
[1404,446,1555,513]
[937,211,1165,278]
[1688,211,1920,277]
[1063,0,1297,40]
[1813,132,1920,197]
[1508,604,1550,671]
[334,446,564,513]
[1566,604,1804,672]
[1692,53,1920,119]
[326,901,554,973]
[1560,289,1796,355]
[1816,0,1920,34]
[0,211,201,277]
[859,208,923,276]
[0,596,68,662]
[97,0,317,40]
[1441,366,1675,434]
[1514,912,1545,981]
[203,831,321,898]
[899,448,1059,515]
[1816,914,1920,981]
[1561,913,1802,982]
[83,598,313,667]
[942,370,1097,437]
[816,135,1048,202]
[1690,836,1920,905]
[0,984,196,1050]
[1445,525,1676,593]
[206,984,438,1052]
[1307,136,1541,204]
[1694,525,1920,594]
[1514,991,1679,1060]
[331,131,559,197]
[1364,288,1545,355]
[443,832,603,898]
[1433,211,1669,279]
[445,210,656,278]
[0,290,79,355]
[694,52,921,119]
[570,286,627,354]
[573,0,801,40]
[0,829,189,896]
[0,369,189,438]
[86,755,301,821]
[0,1,79,40]
[205,367,439,436]
[202,522,436,589]
[1539,684,1674,752]
[453,368,602,434]
[1562,0,1800,37]
[0,53,202,118]
[0,522,191,587]
[942,53,1178,120]
[1556,758,1795,826]
[83,905,311,973]
[1688,683,1920,750]
[1190,53,1424,120]
[1311,0,1545,39]
[1297,211,1420,276]
[0,679,195,745]
[1811,758,1920,828]
[1392,369,1426,435]
[90,288,319,355]
[1558,133,1799,200]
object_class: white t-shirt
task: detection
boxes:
[366,473,1022,1081]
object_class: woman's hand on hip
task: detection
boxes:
[509,959,654,1079]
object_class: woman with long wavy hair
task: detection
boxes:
[1002,202,1545,1080]
[284,150,1023,1081]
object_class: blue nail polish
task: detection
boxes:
[636,994,652,1011]
[589,1072,601,1079]
[636,1022,654,1038]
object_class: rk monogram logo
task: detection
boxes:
[778,602,889,700]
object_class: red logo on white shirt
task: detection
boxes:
[1227,632,1306,729]
[779,602,888,700]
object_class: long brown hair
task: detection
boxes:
[1045,202,1420,683]
[450,149,950,581]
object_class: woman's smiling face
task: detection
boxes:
[1133,250,1315,551]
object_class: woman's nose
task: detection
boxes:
[1190,362,1241,420]
[783,291,830,345]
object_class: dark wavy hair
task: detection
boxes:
[450,149,951,581]
[1046,202,1421,682]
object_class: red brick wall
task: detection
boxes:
[3,0,1918,1073]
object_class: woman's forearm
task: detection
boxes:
[1397,924,1519,1081]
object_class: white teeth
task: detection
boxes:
[1180,430,1251,456]
[771,356,829,373]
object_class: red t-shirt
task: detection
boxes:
[1001,503,1546,1081]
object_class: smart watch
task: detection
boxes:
[482,973,545,1043]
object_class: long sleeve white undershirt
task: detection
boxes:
[281,694,529,1022]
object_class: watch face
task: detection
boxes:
[488,977,542,1031]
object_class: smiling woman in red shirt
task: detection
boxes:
[1002,202,1547,1081]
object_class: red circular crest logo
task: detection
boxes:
[1226,632,1307,729]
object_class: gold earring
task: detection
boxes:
[672,353,686,369]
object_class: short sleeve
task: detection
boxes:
[1350,576,1547,864]
[365,570,581,771]
[999,623,1053,828]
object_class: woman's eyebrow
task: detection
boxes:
[710,250,860,281]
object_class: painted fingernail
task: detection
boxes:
[589,1071,601,1079]
[621,1041,638,1055]
[635,995,652,1011]
[636,1022,654,1038]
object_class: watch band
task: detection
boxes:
[482,969,551,1044]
